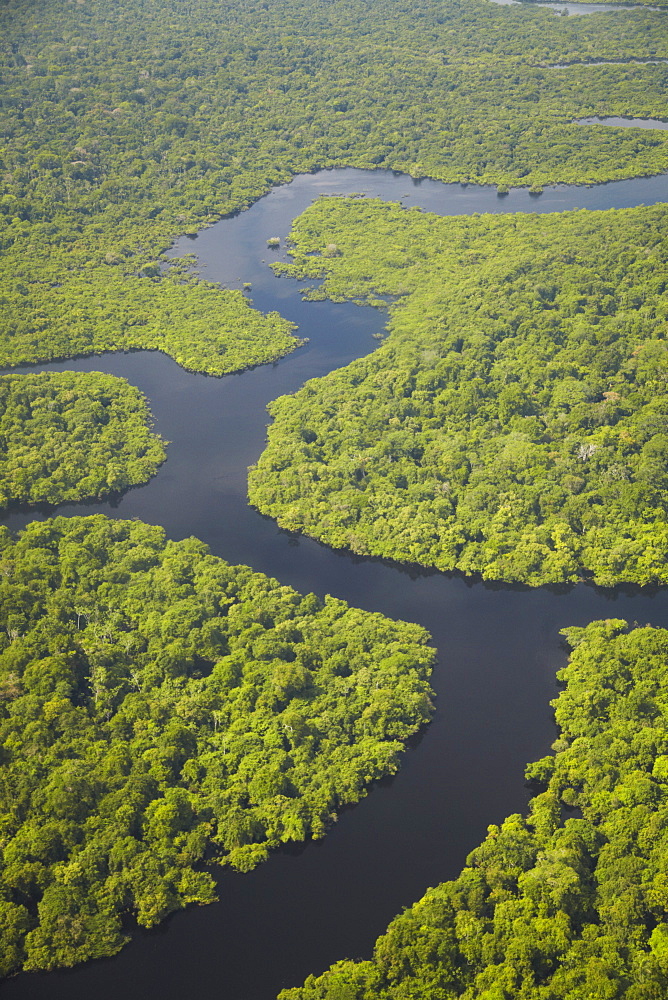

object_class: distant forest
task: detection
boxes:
[1,0,667,374]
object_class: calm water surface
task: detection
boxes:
[3,169,668,1000]
[488,0,665,14]
[578,115,668,127]
[551,57,668,64]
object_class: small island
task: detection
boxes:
[0,371,167,506]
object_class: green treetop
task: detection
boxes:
[250,197,668,587]
[0,371,167,506]
[0,515,434,976]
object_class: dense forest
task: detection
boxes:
[0,515,434,974]
[1,0,668,373]
[0,371,166,506]
[249,197,668,587]
[0,255,300,374]
[280,620,668,1000]
[2,0,668,991]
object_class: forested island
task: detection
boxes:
[1,0,668,993]
[250,197,668,587]
[0,263,300,376]
[0,372,166,506]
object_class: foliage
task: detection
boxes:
[0,515,434,975]
[1,0,668,984]
[0,371,166,506]
[280,619,668,1000]
[1,0,668,369]
[249,197,668,587]
[0,256,300,373]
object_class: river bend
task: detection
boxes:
[2,168,668,1000]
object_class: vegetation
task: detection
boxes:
[0,371,166,506]
[0,515,434,975]
[249,197,668,587]
[280,619,668,1000]
[2,0,668,370]
[0,258,300,374]
[2,0,668,986]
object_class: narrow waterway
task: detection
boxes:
[550,57,668,64]
[488,0,666,15]
[3,168,668,1000]
[577,114,668,126]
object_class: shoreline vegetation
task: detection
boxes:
[0,259,301,377]
[0,372,167,507]
[249,198,668,588]
[0,516,435,976]
[280,620,668,1000]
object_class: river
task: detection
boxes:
[488,0,666,14]
[3,168,668,1000]
[577,115,668,127]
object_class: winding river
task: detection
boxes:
[3,168,668,1000]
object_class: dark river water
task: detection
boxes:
[3,168,668,1000]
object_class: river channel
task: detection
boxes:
[488,0,666,14]
[3,168,668,1000]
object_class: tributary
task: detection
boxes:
[3,168,668,1000]
[488,0,666,14]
